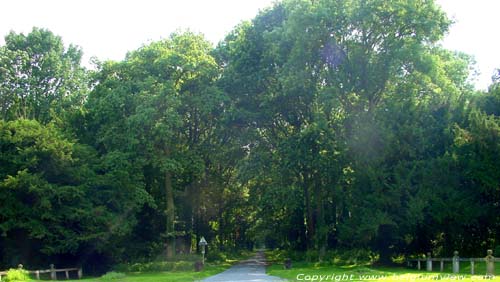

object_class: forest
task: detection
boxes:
[1,0,500,273]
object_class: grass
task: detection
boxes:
[60,251,254,282]
[62,263,228,282]
[26,250,500,282]
[72,263,231,282]
[267,261,500,282]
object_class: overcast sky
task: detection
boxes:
[1,0,499,90]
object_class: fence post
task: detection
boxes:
[50,264,56,280]
[36,270,40,280]
[440,259,444,272]
[417,259,421,270]
[452,251,460,274]
[426,252,432,271]
[65,270,69,279]
[78,268,83,279]
[485,249,495,277]
[470,259,475,275]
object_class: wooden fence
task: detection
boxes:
[0,264,82,281]
[407,250,499,276]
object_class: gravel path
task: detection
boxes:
[200,251,286,282]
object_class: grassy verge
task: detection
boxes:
[62,250,254,282]
[267,260,500,281]
[63,263,228,282]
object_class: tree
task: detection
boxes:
[0,28,88,124]
[2,4,498,268]
[217,0,452,259]
[0,119,149,268]
[85,31,239,259]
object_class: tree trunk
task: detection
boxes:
[303,173,314,250]
[189,181,198,254]
[314,181,326,260]
[165,170,175,259]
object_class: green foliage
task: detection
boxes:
[4,268,30,282]
[216,0,498,263]
[1,0,500,272]
[0,118,151,267]
[101,271,126,281]
[495,245,500,257]
[0,27,88,124]
[100,271,126,280]
[267,249,375,266]
[206,251,227,263]
[113,261,194,273]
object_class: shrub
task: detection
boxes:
[173,261,194,271]
[267,248,376,266]
[280,250,304,262]
[494,246,500,257]
[166,254,199,262]
[335,249,376,265]
[5,268,30,282]
[206,251,227,263]
[305,250,320,262]
[101,271,126,280]
[112,261,196,273]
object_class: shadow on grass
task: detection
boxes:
[267,261,500,282]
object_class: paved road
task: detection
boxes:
[200,251,287,282]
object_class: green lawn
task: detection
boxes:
[267,261,500,282]
[36,251,500,282]
[60,251,254,282]
[60,250,259,282]
[62,263,227,282]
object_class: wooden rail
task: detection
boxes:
[0,264,82,281]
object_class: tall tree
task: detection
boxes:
[0,28,88,123]
[86,31,234,259]
[217,0,452,258]
[0,119,149,268]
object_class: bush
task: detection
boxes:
[334,249,375,265]
[113,261,195,273]
[101,271,126,280]
[266,248,376,266]
[494,246,500,257]
[305,250,320,262]
[206,251,227,263]
[173,261,194,271]
[5,268,30,282]
[166,254,199,262]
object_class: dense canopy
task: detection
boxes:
[1,0,499,272]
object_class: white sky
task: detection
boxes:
[0,0,499,90]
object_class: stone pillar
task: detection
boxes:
[50,264,56,280]
[194,261,203,272]
[426,252,433,271]
[485,249,495,277]
[452,251,460,274]
[284,258,292,269]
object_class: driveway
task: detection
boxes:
[200,251,286,282]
